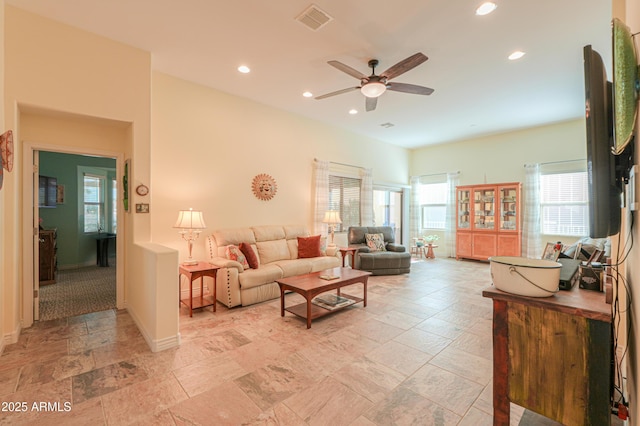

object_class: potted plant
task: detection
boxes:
[424,235,439,246]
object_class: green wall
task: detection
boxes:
[39,151,116,268]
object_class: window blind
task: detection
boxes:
[329,175,361,232]
[540,170,589,236]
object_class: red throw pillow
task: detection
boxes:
[239,242,259,269]
[298,235,322,258]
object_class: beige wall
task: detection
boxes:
[0,0,5,352]
[410,119,585,185]
[149,72,410,262]
[2,5,153,341]
[620,0,640,421]
[410,119,587,254]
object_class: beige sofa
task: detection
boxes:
[206,225,340,308]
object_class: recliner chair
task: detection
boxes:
[347,226,411,275]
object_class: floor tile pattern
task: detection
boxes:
[1,258,556,425]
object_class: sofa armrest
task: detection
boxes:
[206,257,244,308]
[386,243,406,253]
[209,256,244,272]
[349,244,370,254]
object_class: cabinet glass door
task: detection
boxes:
[500,186,518,231]
[474,188,495,230]
[457,188,471,229]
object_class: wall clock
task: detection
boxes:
[136,184,149,196]
[252,173,277,201]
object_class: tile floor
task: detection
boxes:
[0,258,561,425]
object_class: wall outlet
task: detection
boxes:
[629,165,639,212]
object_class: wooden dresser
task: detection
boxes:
[39,229,57,285]
[483,285,612,425]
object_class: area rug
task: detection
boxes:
[39,265,116,321]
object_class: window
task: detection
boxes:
[420,182,447,230]
[540,170,589,236]
[329,175,361,232]
[83,174,105,232]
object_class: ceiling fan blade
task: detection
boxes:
[327,60,368,80]
[365,96,377,112]
[380,52,428,80]
[315,86,360,100]
[386,82,434,95]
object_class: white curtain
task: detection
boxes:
[409,176,420,241]
[360,168,373,226]
[522,163,541,258]
[445,171,460,258]
[313,159,329,236]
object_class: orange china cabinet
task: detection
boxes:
[456,182,521,261]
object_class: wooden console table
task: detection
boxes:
[483,285,612,426]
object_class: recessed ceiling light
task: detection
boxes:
[348,109,358,115]
[237,65,251,74]
[475,2,497,15]
[508,51,526,60]
[302,91,313,98]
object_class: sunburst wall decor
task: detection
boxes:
[252,173,278,201]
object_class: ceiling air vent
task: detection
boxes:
[296,4,333,31]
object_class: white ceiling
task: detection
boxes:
[6,0,612,149]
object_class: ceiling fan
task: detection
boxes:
[315,52,434,112]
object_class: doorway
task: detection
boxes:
[37,151,118,321]
[22,142,125,327]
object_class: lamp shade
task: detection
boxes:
[360,82,386,98]
[174,208,206,229]
[322,210,342,224]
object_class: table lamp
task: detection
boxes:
[322,210,342,248]
[174,208,206,265]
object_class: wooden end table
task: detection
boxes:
[178,262,219,317]
[338,247,358,268]
[276,267,371,328]
[425,244,438,259]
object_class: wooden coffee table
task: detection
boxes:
[276,267,371,328]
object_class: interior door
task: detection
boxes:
[33,150,40,320]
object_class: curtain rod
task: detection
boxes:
[525,158,586,167]
[415,171,460,178]
[314,158,365,170]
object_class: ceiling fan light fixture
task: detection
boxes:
[475,2,497,15]
[360,82,386,98]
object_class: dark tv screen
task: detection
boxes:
[583,45,620,238]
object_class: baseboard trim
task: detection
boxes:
[126,307,180,353]
[3,321,21,349]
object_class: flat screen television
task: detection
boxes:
[583,45,621,238]
[38,175,57,208]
